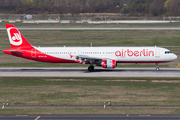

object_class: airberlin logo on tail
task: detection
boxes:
[12,33,21,42]
[7,27,22,46]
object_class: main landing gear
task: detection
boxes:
[88,65,94,72]
[156,63,159,71]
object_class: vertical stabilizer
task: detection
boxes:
[6,24,33,48]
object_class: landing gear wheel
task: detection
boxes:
[156,63,159,71]
[88,66,94,72]
[156,67,159,71]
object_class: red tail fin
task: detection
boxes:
[6,24,33,48]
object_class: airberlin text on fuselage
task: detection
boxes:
[115,49,154,57]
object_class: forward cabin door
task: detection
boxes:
[155,48,160,58]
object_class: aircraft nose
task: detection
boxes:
[173,54,178,60]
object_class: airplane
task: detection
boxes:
[3,24,178,71]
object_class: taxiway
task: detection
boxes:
[1,114,180,120]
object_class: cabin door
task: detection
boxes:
[31,49,36,58]
[155,48,160,58]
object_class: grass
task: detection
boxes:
[1,77,180,106]
[3,30,180,47]
[1,22,180,27]
[0,29,179,67]
[1,108,180,114]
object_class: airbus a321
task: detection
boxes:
[3,24,178,71]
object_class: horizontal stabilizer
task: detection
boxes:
[4,49,23,55]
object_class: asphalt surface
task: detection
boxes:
[1,27,180,30]
[4,106,180,109]
[1,114,180,120]
[0,67,180,77]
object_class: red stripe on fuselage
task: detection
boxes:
[117,61,171,63]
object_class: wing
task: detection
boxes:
[78,55,102,60]
[77,55,111,65]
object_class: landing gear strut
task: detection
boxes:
[88,65,94,72]
[156,63,159,71]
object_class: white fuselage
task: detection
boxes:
[35,46,177,63]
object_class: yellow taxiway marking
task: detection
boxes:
[35,116,41,120]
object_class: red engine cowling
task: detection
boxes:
[101,59,116,68]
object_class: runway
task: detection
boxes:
[4,105,180,109]
[1,27,180,30]
[1,114,180,120]
[0,67,180,77]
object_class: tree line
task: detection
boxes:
[0,0,179,16]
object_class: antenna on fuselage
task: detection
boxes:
[90,42,92,47]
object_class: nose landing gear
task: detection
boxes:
[156,63,159,71]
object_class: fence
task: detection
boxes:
[0,14,180,23]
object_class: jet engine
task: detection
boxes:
[101,59,116,68]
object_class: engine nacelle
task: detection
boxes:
[101,59,116,68]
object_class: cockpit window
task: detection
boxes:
[165,51,172,54]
